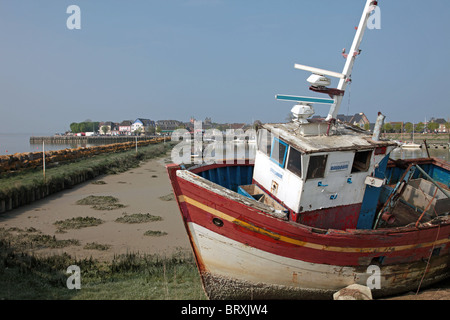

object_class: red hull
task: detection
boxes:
[167,162,450,298]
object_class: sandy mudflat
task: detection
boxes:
[0,155,190,261]
[0,154,449,300]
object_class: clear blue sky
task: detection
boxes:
[1,0,449,134]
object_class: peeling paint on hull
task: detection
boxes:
[167,163,450,300]
[188,222,450,300]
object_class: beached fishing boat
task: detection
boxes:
[167,1,450,299]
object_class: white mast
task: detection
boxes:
[277,1,379,125]
[326,0,378,121]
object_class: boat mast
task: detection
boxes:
[277,1,379,126]
[326,0,379,121]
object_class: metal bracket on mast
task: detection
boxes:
[293,64,346,80]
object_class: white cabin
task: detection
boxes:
[249,120,397,229]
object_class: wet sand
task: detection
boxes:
[0,155,190,261]
[0,154,448,300]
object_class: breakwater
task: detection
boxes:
[30,135,160,145]
[2,137,166,173]
[0,138,171,213]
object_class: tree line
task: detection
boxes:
[383,121,449,133]
[70,121,100,134]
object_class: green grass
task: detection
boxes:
[159,193,175,201]
[76,195,126,210]
[0,227,80,250]
[83,242,111,251]
[76,195,119,206]
[0,142,206,300]
[0,236,206,300]
[91,180,106,185]
[54,217,104,232]
[0,142,175,202]
[115,213,162,224]
[144,230,168,237]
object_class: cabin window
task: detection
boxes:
[257,130,272,155]
[351,150,372,173]
[287,147,302,178]
[270,138,288,168]
[306,155,328,179]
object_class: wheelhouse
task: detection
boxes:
[249,121,397,229]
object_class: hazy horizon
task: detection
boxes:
[1,1,449,134]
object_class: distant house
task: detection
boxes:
[156,120,183,133]
[229,123,247,130]
[434,118,448,133]
[99,121,114,135]
[131,118,155,135]
[336,113,370,128]
[110,123,120,136]
[389,122,403,128]
[349,113,370,127]
[119,120,133,135]
[336,114,353,123]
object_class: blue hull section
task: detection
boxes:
[357,155,390,229]
[385,162,450,188]
[359,157,450,229]
[196,165,254,192]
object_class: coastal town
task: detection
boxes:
[66,113,450,137]
[68,117,251,137]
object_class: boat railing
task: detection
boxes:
[176,169,289,221]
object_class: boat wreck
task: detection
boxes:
[167,0,450,299]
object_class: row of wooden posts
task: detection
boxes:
[0,137,166,174]
[0,137,168,213]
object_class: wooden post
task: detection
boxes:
[423,140,431,158]
[43,141,46,182]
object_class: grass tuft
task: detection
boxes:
[0,227,79,250]
[76,195,126,211]
[54,217,103,232]
[115,213,162,224]
[91,180,106,185]
[144,230,168,237]
[83,242,111,251]
[159,193,175,201]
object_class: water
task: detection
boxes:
[390,146,449,162]
[1,133,449,163]
[0,133,105,156]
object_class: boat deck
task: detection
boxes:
[378,201,431,229]
[377,180,450,229]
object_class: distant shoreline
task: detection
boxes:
[29,135,164,145]
[0,133,168,155]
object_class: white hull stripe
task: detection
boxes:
[188,222,362,290]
